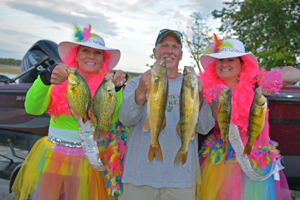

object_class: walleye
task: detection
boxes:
[244,88,267,156]
[91,74,117,141]
[66,67,91,123]
[174,66,199,167]
[218,85,232,154]
[143,60,168,162]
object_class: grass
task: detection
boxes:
[0,67,20,74]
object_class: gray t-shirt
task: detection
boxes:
[119,73,215,188]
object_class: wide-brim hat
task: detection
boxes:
[200,38,258,70]
[58,25,120,71]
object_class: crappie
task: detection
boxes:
[66,67,91,123]
[217,86,232,154]
[143,60,168,162]
[174,66,199,167]
[91,74,117,141]
[244,88,267,156]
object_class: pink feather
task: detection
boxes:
[83,24,91,41]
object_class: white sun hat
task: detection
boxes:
[58,24,120,71]
[200,37,258,70]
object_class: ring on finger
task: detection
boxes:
[120,80,123,86]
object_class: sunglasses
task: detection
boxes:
[158,29,183,42]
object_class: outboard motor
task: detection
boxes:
[19,40,61,83]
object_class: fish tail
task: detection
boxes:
[147,143,163,162]
[174,150,188,167]
[243,143,253,156]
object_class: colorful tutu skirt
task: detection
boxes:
[197,135,292,200]
[12,137,115,200]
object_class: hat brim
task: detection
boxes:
[58,41,121,71]
[200,52,258,70]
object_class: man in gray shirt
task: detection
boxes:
[118,29,215,200]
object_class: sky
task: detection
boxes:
[0,0,225,73]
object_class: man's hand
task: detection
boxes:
[50,64,68,85]
[135,69,152,106]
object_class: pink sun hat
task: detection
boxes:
[58,24,120,71]
[200,36,258,70]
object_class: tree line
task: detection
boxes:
[0,58,22,66]
[176,0,300,71]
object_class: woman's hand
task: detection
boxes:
[51,64,68,85]
[112,70,127,87]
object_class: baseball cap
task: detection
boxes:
[155,29,183,47]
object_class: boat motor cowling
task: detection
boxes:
[19,40,61,83]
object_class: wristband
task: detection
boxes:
[39,64,57,85]
[114,72,129,92]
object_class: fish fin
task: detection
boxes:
[69,105,80,121]
[71,88,78,97]
[105,111,115,130]
[147,143,163,162]
[174,150,188,167]
[115,95,118,104]
[146,84,152,100]
[94,126,104,141]
[143,118,150,131]
[191,129,195,140]
[160,116,167,132]
[107,93,113,103]
[256,133,261,142]
[222,141,228,154]
[90,111,96,123]
[243,144,252,156]
[176,122,181,138]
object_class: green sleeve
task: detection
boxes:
[111,88,123,123]
[25,75,52,115]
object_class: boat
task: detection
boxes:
[0,40,60,191]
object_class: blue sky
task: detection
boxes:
[0,0,225,73]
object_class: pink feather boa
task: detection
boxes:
[200,56,264,132]
[46,45,110,118]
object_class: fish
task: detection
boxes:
[66,67,91,123]
[244,87,267,156]
[174,66,199,167]
[91,73,117,141]
[143,60,168,162]
[217,85,232,154]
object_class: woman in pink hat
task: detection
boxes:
[12,24,127,200]
[197,36,300,200]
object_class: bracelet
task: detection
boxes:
[39,64,57,85]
